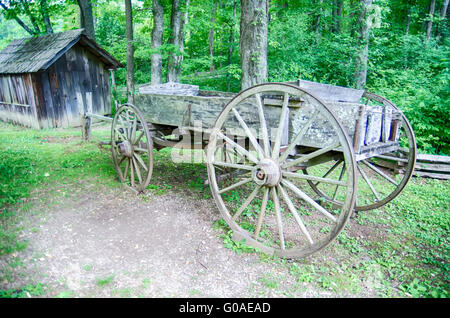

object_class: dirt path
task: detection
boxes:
[2,183,337,298]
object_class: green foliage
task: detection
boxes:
[1,0,447,152]
[0,283,45,298]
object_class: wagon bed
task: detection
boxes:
[134,80,403,161]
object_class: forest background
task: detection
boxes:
[0,0,448,155]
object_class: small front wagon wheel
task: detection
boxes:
[111,103,153,192]
[206,83,358,259]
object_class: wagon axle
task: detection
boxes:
[252,158,282,187]
[118,140,133,157]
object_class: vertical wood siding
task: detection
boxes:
[0,43,112,129]
[0,74,39,128]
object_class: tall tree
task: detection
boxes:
[76,0,95,40]
[354,0,373,89]
[226,0,237,91]
[209,0,218,72]
[332,0,344,33]
[405,4,411,36]
[240,0,268,90]
[125,0,135,103]
[437,0,449,40]
[151,0,164,85]
[426,0,436,41]
[40,0,53,34]
[167,0,187,82]
[312,0,323,36]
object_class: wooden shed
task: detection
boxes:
[0,29,122,129]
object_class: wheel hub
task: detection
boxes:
[252,158,282,187]
[118,140,133,157]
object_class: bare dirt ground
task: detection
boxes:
[1,179,383,298]
[1,185,297,297]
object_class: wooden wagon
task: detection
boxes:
[85,80,416,258]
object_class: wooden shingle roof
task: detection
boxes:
[0,29,123,74]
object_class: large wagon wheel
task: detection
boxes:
[111,103,154,192]
[304,93,416,211]
[206,83,358,259]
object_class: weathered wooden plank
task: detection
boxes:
[413,170,450,180]
[40,71,56,127]
[417,153,450,164]
[31,73,49,128]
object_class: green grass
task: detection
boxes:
[0,122,448,298]
[0,123,117,256]
[0,283,45,298]
[96,275,115,287]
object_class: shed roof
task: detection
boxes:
[0,29,123,74]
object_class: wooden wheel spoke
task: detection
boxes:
[282,141,340,169]
[333,162,346,200]
[313,160,343,186]
[277,184,314,245]
[134,130,145,145]
[114,128,127,141]
[281,179,337,223]
[133,152,148,172]
[361,160,398,186]
[279,111,319,163]
[255,93,270,157]
[123,158,130,181]
[118,114,129,139]
[130,157,135,187]
[132,157,143,184]
[216,131,258,163]
[271,187,285,250]
[232,108,265,159]
[271,92,290,160]
[282,171,347,186]
[212,161,254,171]
[118,155,127,166]
[254,187,269,239]
[131,114,137,142]
[232,185,261,221]
[134,146,150,153]
[218,177,253,194]
[357,165,380,201]
[222,143,246,163]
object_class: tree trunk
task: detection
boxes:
[40,0,53,34]
[23,0,41,35]
[405,6,411,36]
[125,0,135,104]
[437,0,449,40]
[178,0,189,66]
[313,0,323,35]
[354,0,373,89]
[240,0,268,90]
[209,1,218,72]
[226,0,237,91]
[167,0,186,83]
[426,0,436,41]
[336,0,343,33]
[151,0,164,85]
[77,0,95,40]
